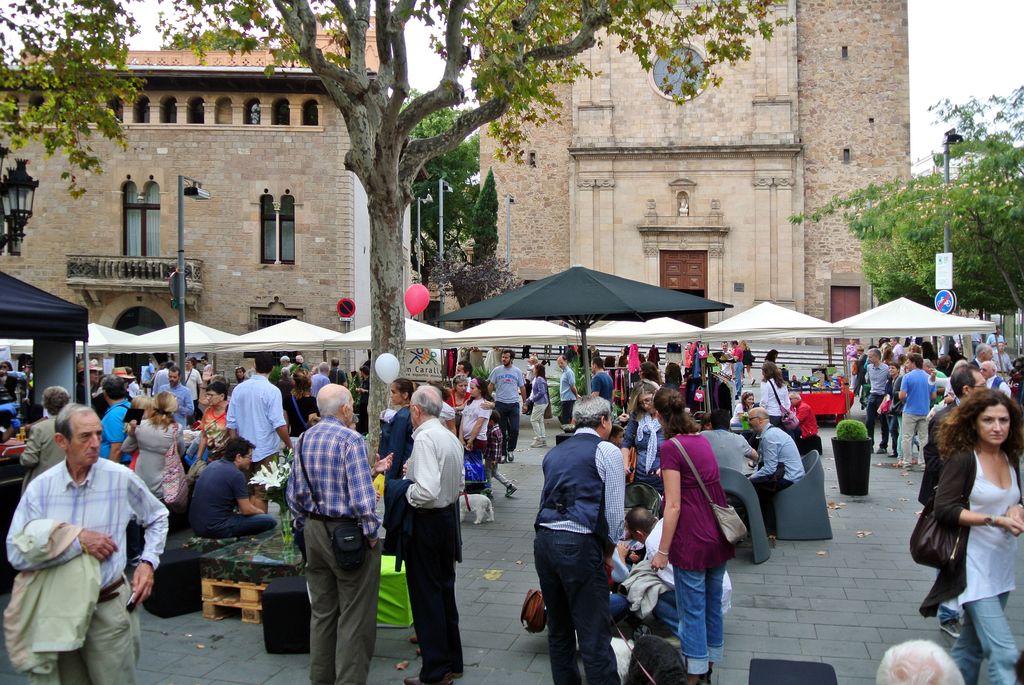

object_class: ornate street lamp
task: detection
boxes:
[0,150,40,256]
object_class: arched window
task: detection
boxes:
[301,99,319,126]
[28,95,43,109]
[272,98,290,125]
[260,192,296,264]
[245,99,261,125]
[187,97,204,124]
[108,98,123,122]
[114,307,165,335]
[123,180,160,256]
[214,97,232,125]
[160,97,177,123]
[134,96,150,123]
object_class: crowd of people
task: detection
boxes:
[4,330,1024,685]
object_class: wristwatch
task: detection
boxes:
[983,516,995,527]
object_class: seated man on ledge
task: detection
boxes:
[190,437,278,539]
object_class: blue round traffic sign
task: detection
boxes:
[935,289,956,314]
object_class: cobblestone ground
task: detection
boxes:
[2,410,1023,684]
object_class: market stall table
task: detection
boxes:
[799,388,854,422]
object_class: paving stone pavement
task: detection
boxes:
[1,408,1023,684]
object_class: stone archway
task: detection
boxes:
[114,306,165,335]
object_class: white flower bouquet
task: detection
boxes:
[248,449,293,507]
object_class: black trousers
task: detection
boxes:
[406,506,463,682]
[534,528,619,685]
[866,393,889,448]
[750,477,793,534]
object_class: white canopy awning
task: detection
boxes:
[834,298,996,337]
[446,319,578,348]
[111,321,237,353]
[701,302,838,341]
[3,324,143,356]
[585,317,702,345]
[218,318,345,353]
[331,318,453,349]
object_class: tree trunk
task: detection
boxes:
[366,190,408,462]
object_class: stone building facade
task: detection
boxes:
[1,43,379,361]
[481,0,910,324]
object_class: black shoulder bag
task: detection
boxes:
[295,433,366,571]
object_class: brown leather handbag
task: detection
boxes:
[910,496,966,571]
[520,589,546,633]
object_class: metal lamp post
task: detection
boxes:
[437,179,452,316]
[177,175,211,368]
[416,192,433,283]
[0,150,39,256]
[942,128,963,354]
[505,194,515,264]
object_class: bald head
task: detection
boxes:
[748,407,769,422]
[317,383,353,419]
[980,360,997,379]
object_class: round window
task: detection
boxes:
[650,47,705,100]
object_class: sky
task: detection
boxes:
[128,0,1023,164]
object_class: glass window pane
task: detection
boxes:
[125,208,142,256]
[146,208,160,256]
[262,219,276,262]
[281,219,294,262]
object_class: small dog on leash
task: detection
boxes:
[458,494,494,524]
[614,634,688,684]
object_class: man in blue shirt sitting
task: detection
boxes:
[190,437,277,539]
[747,407,805,536]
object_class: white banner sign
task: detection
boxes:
[935,252,953,290]
[402,348,443,382]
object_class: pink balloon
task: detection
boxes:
[404,284,431,316]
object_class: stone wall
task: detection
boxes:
[480,83,573,281]
[796,0,911,319]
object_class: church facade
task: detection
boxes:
[481,0,910,325]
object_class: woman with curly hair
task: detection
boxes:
[921,389,1024,684]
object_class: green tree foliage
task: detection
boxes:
[799,86,1024,314]
[469,169,499,260]
[409,105,479,283]
[0,0,141,194]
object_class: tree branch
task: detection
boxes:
[273,0,368,101]
[400,98,510,182]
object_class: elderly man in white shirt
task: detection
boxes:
[980,361,1012,397]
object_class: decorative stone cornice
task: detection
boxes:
[568,143,802,160]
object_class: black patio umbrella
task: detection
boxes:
[439,265,731,391]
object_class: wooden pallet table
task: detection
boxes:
[201,578,267,624]
[198,529,304,625]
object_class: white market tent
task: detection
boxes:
[586,317,702,345]
[332,318,453,349]
[217,318,345,353]
[834,297,995,337]
[110,321,236,353]
[701,302,837,341]
[4,324,142,356]
[446,319,578,348]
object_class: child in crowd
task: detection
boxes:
[485,410,517,498]
[609,424,625,449]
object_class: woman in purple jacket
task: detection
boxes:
[651,386,735,684]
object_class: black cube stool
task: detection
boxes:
[262,576,311,654]
[143,548,202,618]
[748,658,838,685]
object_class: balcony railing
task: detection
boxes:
[66,255,204,297]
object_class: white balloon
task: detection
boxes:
[374,353,401,384]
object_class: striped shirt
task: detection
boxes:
[539,428,625,544]
[6,458,169,588]
[286,415,381,539]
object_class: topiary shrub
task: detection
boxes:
[836,419,869,441]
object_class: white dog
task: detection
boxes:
[458,494,494,524]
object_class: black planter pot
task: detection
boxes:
[832,438,872,496]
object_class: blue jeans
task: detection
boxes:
[609,589,677,627]
[202,514,277,539]
[534,528,618,685]
[952,593,1018,685]
[674,565,726,676]
[495,401,521,454]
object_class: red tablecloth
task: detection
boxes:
[800,390,853,418]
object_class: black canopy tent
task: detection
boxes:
[439,265,730,391]
[0,271,88,342]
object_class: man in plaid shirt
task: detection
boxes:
[286,384,390,685]
[485,410,518,498]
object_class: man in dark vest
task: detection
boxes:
[533,396,625,685]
